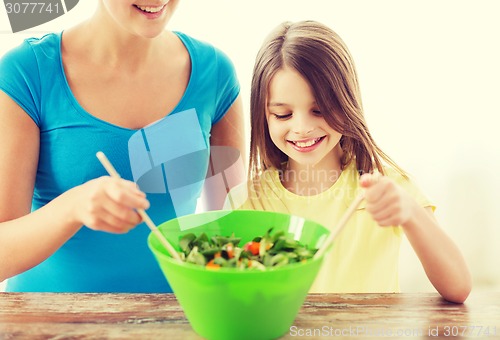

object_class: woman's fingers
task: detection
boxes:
[104,178,150,210]
[98,201,142,232]
[75,177,149,233]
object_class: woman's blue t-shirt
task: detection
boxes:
[0,31,240,292]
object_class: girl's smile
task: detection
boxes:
[288,136,326,152]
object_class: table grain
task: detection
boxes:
[1,292,499,339]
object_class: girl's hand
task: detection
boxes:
[70,176,149,233]
[359,173,415,227]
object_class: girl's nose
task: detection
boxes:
[291,114,314,135]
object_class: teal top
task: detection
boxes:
[0,31,240,292]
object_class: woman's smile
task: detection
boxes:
[133,2,169,18]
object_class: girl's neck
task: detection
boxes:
[281,147,343,196]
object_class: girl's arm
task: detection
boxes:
[360,173,472,303]
[0,92,149,282]
[403,205,471,303]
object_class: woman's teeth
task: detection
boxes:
[136,5,164,13]
[293,137,322,148]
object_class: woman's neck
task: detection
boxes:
[64,18,172,72]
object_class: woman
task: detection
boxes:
[0,0,245,292]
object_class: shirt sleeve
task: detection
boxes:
[0,39,42,126]
[386,167,436,212]
[212,47,240,124]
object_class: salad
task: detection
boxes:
[177,228,317,270]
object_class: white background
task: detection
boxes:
[1,0,499,293]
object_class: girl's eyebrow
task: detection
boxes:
[267,102,287,107]
[268,101,317,107]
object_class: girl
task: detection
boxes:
[227,20,471,303]
[0,0,245,292]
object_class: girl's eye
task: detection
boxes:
[312,110,322,116]
[272,113,292,120]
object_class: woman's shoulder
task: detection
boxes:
[0,32,60,65]
[174,31,213,50]
[174,31,220,52]
[18,32,60,53]
[174,31,235,66]
[26,32,61,46]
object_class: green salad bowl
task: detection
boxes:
[148,210,330,340]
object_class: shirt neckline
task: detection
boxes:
[268,161,365,209]
[56,31,194,133]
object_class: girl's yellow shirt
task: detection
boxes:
[225,162,433,293]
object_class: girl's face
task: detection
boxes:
[266,67,342,169]
[101,0,180,38]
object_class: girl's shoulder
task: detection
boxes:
[252,167,283,190]
[382,165,408,183]
[382,165,435,209]
[224,167,282,210]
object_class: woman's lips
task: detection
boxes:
[133,3,167,19]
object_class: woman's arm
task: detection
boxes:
[210,94,246,159]
[203,95,247,210]
[360,173,472,303]
[0,92,149,282]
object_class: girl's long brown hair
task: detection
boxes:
[249,20,406,179]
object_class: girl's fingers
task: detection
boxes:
[369,205,399,226]
[359,173,373,187]
[366,188,399,214]
[361,175,411,226]
[361,174,386,203]
[359,172,381,188]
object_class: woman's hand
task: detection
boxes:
[69,176,149,233]
[359,173,416,227]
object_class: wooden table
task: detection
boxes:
[1,292,499,339]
